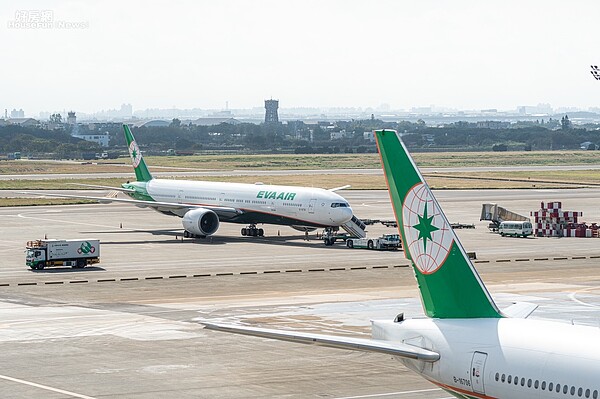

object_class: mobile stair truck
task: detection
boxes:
[26,239,100,270]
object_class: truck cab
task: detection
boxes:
[25,247,46,269]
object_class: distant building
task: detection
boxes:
[330,130,351,140]
[188,117,241,126]
[74,132,109,147]
[581,141,598,150]
[517,103,553,115]
[265,99,279,123]
[67,111,76,125]
[10,108,25,118]
[476,121,509,129]
[7,118,39,127]
[132,119,171,128]
[120,103,133,118]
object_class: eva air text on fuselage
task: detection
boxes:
[256,191,297,201]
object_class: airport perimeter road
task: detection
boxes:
[0,189,600,398]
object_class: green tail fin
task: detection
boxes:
[123,124,152,182]
[375,129,502,319]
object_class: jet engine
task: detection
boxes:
[182,208,220,236]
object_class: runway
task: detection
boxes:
[1,189,600,398]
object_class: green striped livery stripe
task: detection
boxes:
[123,124,153,182]
[375,129,502,319]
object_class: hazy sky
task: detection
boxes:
[2,0,600,115]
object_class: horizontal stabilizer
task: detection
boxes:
[328,185,351,192]
[502,302,538,318]
[203,322,439,362]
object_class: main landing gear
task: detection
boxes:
[241,225,264,237]
[183,230,206,239]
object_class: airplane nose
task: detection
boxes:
[333,207,353,224]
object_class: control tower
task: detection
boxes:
[264,99,279,123]
[67,111,76,125]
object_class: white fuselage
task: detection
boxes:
[373,318,600,399]
[144,179,353,228]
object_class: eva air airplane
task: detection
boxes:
[205,129,600,399]
[44,125,354,241]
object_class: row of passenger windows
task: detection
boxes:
[165,194,307,208]
[495,372,598,398]
[184,196,217,201]
[181,195,267,206]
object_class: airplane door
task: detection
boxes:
[470,351,488,395]
[177,190,184,203]
[308,199,317,214]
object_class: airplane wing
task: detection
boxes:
[66,183,136,193]
[328,185,351,192]
[20,192,242,219]
[202,322,440,362]
[502,302,538,318]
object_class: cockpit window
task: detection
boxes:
[331,202,349,208]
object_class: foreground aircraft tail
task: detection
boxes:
[123,124,153,182]
[375,129,502,319]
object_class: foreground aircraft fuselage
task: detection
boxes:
[205,129,600,399]
[375,318,600,398]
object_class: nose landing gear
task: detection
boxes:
[322,227,338,246]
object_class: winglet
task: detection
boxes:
[123,124,153,182]
[375,129,502,319]
[328,185,351,192]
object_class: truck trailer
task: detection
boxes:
[26,239,100,270]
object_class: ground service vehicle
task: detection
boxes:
[498,221,533,237]
[346,234,401,250]
[26,239,100,270]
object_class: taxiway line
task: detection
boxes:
[331,387,442,398]
[0,373,98,399]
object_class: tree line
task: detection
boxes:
[1,117,599,158]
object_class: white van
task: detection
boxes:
[498,221,533,237]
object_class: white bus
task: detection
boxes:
[498,221,533,237]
